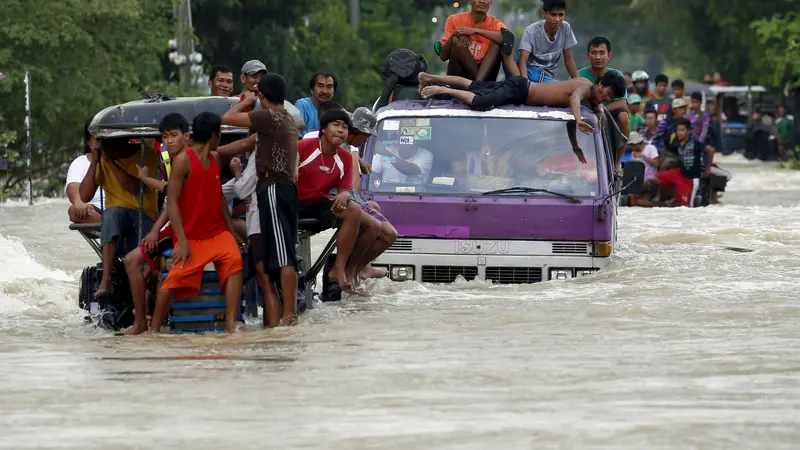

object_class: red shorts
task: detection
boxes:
[656,168,699,207]
[160,231,244,300]
[139,224,175,275]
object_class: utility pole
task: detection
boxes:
[174,0,192,89]
[349,0,360,28]
[24,71,32,206]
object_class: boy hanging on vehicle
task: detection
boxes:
[418,67,625,136]
[515,0,578,83]
[147,112,246,334]
[651,118,714,208]
[121,113,189,336]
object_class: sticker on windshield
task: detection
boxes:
[396,186,416,193]
[383,120,400,131]
[400,127,414,136]
[399,136,414,145]
[416,118,430,126]
[374,179,381,187]
[402,119,416,127]
[414,127,431,140]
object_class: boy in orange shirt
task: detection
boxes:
[436,0,513,81]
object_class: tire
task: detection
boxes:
[78,264,101,311]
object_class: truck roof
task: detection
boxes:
[375,100,597,122]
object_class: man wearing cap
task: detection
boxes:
[628,131,659,181]
[238,60,268,112]
[652,97,690,154]
[628,94,645,134]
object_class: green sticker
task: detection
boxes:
[414,127,432,140]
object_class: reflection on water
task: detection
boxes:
[1,159,799,449]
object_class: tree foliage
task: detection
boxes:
[0,0,179,197]
[751,13,800,87]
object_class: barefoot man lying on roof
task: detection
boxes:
[418,29,626,134]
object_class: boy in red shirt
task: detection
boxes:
[147,112,245,334]
[297,109,380,294]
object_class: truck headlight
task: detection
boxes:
[576,268,599,277]
[549,268,573,281]
[390,265,414,281]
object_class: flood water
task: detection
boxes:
[2,155,799,449]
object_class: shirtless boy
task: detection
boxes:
[419,68,626,135]
[147,112,245,334]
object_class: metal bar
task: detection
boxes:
[77,231,103,259]
[138,142,145,243]
[305,231,339,285]
[24,72,32,205]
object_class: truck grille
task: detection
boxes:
[486,267,543,284]
[387,239,412,252]
[421,266,478,283]
[551,242,590,255]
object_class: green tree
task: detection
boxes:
[0,0,180,199]
[751,13,800,87]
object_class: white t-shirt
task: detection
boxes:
[371,147,433,184]
[65,154,104,209]
[632,144,660,180]
[231,151,260,237]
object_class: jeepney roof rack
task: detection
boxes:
[88,95,250,138]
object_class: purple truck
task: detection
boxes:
[360,100,644,284]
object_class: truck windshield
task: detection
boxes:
[367,116,601,197]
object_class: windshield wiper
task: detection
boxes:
[482,186,582,203]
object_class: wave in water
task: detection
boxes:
[0,234,77,316]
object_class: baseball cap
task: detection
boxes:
[628,94,642,104]
[350,107,377,136]
[628,131,645,145]
[241,60,268,75]
[671,97,689,109]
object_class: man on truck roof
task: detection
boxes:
[436,0,508,81]
[417,68,625,136]
[515,0,578,83]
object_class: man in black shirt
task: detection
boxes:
[652,118,714,207]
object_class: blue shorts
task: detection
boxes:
[503,54,557,83]
[100,207,156,256]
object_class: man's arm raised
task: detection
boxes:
[222,92,256,129]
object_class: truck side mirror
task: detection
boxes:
[622,160,645,195]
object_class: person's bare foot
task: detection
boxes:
[421,85,446,99]
[330,266,355,294]
[418,72,434,95]
[280,315,298,326]
[360,265,388,280]
[124,325,148,336]
[94,280,113,298]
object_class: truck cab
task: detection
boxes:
[359,99,640,284]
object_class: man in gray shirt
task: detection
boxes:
[515,0,578,83]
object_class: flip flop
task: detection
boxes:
[500,28,515,57]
